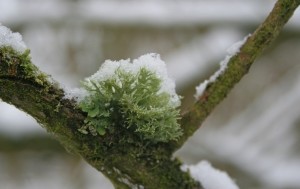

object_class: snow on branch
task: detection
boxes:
[181,160,239,189]
[0,24,27,53]
[194,34,250,99]
[175,0,300,150]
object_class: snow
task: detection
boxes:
[194,34,250,99]
[181,160,239,189]
[64,87,88,102]
[68,53,180,107]
[166,29,243,88]
[132,53,180,107]
[0,24,27,53]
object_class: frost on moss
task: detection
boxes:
[78,54,182,142]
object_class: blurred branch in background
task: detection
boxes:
[0,133,64,153]
[177,0,300,148]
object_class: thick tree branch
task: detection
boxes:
[175,0,300,148]
[0,47,199,188]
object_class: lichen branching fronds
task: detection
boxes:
[78,54,182,143]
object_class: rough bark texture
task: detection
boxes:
[0,48,199,188]
[0,0,299,188]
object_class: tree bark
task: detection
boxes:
[0,0,299,188]
[0,48,200,188]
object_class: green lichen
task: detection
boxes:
[78,66,182,143]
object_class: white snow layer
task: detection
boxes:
[0,24,27,53]
[64,87,88,103]
[181,160,239,189]
[194,34,250,99]
[65,53,180,107]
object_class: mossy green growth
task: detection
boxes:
[78,65,182,143]
[0,47,48,86]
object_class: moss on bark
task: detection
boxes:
[0,47,200,188]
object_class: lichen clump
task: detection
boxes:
[78,54,182,142]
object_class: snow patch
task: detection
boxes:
[64,87,88,102]
[181,160,239,189]
[194,34,250,99]
[0,24,27,53]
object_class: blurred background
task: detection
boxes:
[1,0,300,188]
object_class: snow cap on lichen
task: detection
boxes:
[86,53,180,107]
[0,24,27,53]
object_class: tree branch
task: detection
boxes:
[175,0,300,149]
[0,48,200,188]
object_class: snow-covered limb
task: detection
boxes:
[0,24,27,53]
[194,34,250,99]
[175,0,300,150]
[182,160,239,189]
